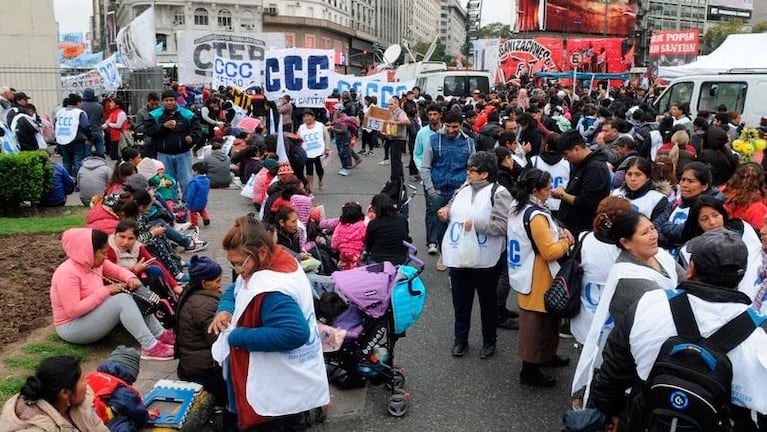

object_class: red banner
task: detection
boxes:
[649,30,699,57]
[544,0,638,36]
[516,0,544,32]
[497,38,563,84]
[565,38,630,73]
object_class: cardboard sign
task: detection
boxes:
[363,106,393,133]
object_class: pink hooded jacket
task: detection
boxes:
[50,228,136,326]
[330,220,367,255]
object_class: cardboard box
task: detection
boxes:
[362,106,391,133]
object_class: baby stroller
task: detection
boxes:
[379,178,417,219]
[310,244,426,417]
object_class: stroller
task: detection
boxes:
[310,244,426,417]
[380,177,417,219]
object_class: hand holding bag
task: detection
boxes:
[128,285,162,316]
[544,238,584,318]
[454,223,481,268]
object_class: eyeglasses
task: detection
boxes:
[228,255,251,272]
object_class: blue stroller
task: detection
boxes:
[309,245,426,416]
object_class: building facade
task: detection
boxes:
[440,0,467,57]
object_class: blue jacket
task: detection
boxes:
[95,360,150,432]
[420,131,475,196]
[41,162,75,206]
[185,174,210,211]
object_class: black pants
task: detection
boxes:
[243,412,307,432]
[388,139,406,180]
[407,136,418,176]
[304,156,324,179]
[449,264,500,345]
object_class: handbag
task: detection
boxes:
[543,238,584,318]
[129,285,162,316]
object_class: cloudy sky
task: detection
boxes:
[54,0,92,34]
[480,0,514,28]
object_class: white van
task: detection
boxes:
[653,72,767,127]
[415,70,493,100]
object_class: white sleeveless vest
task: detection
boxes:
[570,232,621,344]
[668,204,690,226]
[55,108,84,145]
[574,250,679,401]
[531,156,571,211]
[298,123,327,159]
[611,188,667,219]
[211,265,330,416]
[507,203,561,295]
[441,183,506,269]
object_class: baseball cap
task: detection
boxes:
[13,92,30,102]
[688,228,747,285]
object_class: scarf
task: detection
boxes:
[529,194,550,213]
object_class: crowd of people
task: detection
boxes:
[2,77,767,431]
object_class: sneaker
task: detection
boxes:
[338,169,350,176]
[427,243,439,255]
[184,240,208,253]
[479,343,496,359]
[157,329,176,345]
[366,151,375,156]
[378,159,390,165]
[203,218,211,227]
[409,175,422,182]
[436,256,447,272]
[141,342,175,361]
[497,317,519,330]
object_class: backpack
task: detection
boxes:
[640,292,759,432]
[543,232,584,318]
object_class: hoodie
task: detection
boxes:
[203,150,233,188]
[475,121,503,152]
[77,155,112,205]
[91,360,151,431]
[51,228,135,326]
[330,220,367,255]
[0,389,108,432]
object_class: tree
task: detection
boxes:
[470,22,513,39]
[752,21,767,34]
[412,40,454,64]
[703,19,744,51]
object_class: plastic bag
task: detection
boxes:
[454,224,481,267]
[320,151,332,168]
[240,173,257,199]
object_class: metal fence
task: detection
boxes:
[0,65,166,118]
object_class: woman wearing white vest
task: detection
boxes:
[530,132,571,216]
[438,151,511,360]
[210,216,329,431]
[611,157,668,220]
[653,161,724,251]
[679,195,763,304]
[572,210,684,403]
[297,109,330,192]
[507,168,574,387]
[570,196,630,344]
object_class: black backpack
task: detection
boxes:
[641,293,759,432]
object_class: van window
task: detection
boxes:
[443,75,490,97]
[698,82,747,114]
[655,81,693,115]
[415,77,426,91]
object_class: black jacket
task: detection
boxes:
[518,126,543,157]
[559,149,610,234]
[145,106,202,155]
[461,121,476,140]
[475,121,503,152]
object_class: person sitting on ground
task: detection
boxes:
[86,192,138,234]
[107,219,179,294]
[86,346,157,431]
[275,205,311,260]
[0,356,108,431]
[148,160,178,209]
[104,161,137,195]
[51,228,175,360]
[78,152,112,206]
[121,146,157,181]
[202,139,233,188]
[41,156,75,207]
[331,202,367,270]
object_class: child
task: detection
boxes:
[148,161,178,210]
[186,162,211,228]
[87,346,158,431]
[331,202,367,270]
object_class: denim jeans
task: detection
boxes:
[449,266,500,345]
[60,140,88,177]
[426,192,451,247]
[158,151,193,197]
[147,218,191,248]
[90,132,105,156]
[335,135,352,169]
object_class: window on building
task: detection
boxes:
[173,9,185,26]
[241,11,256,30]
[305,34,316,48]
[322,37,331,49]
[308,7,314,17]
[194,8,208,26]
[218,9,232,29]
[156,34,167,52]
[285,33,295,48]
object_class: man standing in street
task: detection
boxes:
[414,104,443,254]
[420,110,475,271]
[146,89,201,197]
[383,95,410,181]
[134,92,160,158]
[81,88,104,156]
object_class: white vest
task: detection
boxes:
[668,204,690,226]
[55,108,84,145]
[507,203,561,294]
[10,113,47,149]
[574,250,679,400]
[571,232,621,344]
[441,183,506,268]
[531,156,571,211]
[611,188,667,219]
[211,265,330,416]
[298,123,326,159]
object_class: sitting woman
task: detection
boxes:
[104,161,137,196]
[0,356,107,430]
[365,193,412,265]
[209,216,329,430]
[275,205,311,261]
[51,228,174,360]
[107,218,180,294]
[86,192,137,234]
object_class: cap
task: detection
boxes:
[557,90,567,98]
[14,92,30,101]
[107,345,140,381]
[552,105,563,114]
[161,89,176,100]
[688,228,747,283]
[189,255,222,285]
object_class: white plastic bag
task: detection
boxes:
[240,173,257,199]
[454,225,481,267]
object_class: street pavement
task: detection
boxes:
[80,149,579,431]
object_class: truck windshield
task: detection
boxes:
[655,81,693,115]
[444,75,490,97]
